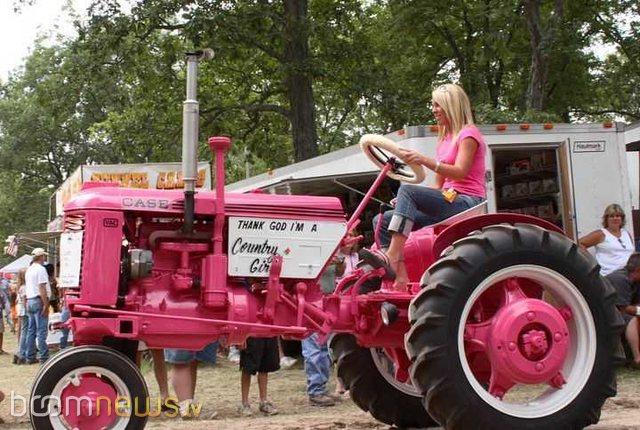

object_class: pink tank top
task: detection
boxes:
[436,125,486,198]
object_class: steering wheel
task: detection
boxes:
[359,134,425,184]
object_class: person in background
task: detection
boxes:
[58,293,70,349]
[605,253,640,365]
[238,336,280,416]
[12,269,28,364]
[44,263,60,313]
[0,289,5,355]
[165,341,219,420]
[0,390,4,424]
[579,203,634,276]
[0,275,12,340]
[135,343,170,411]
[25,248,50,364]
[335,229,360,284]
[303,253,345,407]
[9,281,17,335]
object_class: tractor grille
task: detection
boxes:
[63,213,85,298]
[64,213,86,231]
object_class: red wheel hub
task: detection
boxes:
[464,279,572,399]
[60,374,120,429]
[520,328,549,360]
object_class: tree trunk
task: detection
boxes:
[524,0,564,111]
[524,0,545,110]
[283,0,318,162]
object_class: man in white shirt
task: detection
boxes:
[25,248,50,364]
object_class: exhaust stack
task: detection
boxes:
[182,49,214,234]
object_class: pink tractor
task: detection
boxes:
[32,52,622,430]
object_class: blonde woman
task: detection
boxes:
[363,84,486,289]
[579,204,634,275]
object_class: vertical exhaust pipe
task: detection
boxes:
[182,49,214,234]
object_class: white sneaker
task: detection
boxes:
[228,346,240,363]
[279,356,297,369]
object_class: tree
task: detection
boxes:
[579,0,640,121]
[1,0,638,251]
[95,0,321,162]
[283,0,318,161]
[523,0,562,111]
[0,172,50,266]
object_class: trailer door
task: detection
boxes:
[557,140,576,239]
[569,136,629,240]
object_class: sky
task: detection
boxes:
[0,0,93,81]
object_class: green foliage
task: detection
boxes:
[0,0,639,243]
[0,172,49,266]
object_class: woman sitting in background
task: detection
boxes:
[579,203,634,276]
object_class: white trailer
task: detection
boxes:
[229,122,640,243]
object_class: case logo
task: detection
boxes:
[122,198,170,209]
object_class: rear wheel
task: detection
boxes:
[405,223,623,429]
[330,334,438,428]
[30,345,149,430]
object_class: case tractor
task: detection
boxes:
[31,51,622,430]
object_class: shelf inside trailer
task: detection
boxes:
[493,148,564,231]
[499,191,560,205]
[494,166,558,183]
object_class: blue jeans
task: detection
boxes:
[26,298,49,362]
[165,341,219,365]
[17,315,28,359]
[374,185,485,248]
[302,333,331,396]
[59,306,70,350]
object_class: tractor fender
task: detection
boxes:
[432,213,565,259]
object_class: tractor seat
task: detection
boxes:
[430,200,488,230]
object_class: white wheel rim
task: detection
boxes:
[457,264,597,418]
[48,366,132,430]
[370,348,421,397]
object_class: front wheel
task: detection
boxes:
[406,223,623,429]
[330,334,438,428]
[30,345,149,430]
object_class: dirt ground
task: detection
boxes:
[1,332,640,430]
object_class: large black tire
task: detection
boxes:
[330,334,438,428]
[31,345,149,430]
[405,223,624,429]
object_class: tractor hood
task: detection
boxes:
[65,184,347,279]
[64,184,346,222]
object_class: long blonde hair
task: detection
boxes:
[431,83,474,142]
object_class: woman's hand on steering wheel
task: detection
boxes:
[359,134,426,184]
[397,148,427,165]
